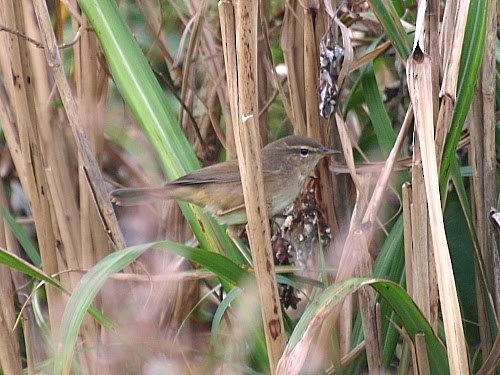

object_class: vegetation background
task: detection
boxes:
[0,0,497,374]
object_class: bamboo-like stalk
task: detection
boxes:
[32,3,127,371]
[231,1,286,372]
[358,253,382,374]
[0,0,62,336]
[410,141,432,322]
[402,182,413,296]
[303,6,320,141]
[0,262,21,374]
[72,14,105,374]
[32,0,125,251]
[281,0,306,136]
[218,0,238,160]
[0,83,48,374]
[75,15,109,265]
[435,0,471,162]
[23,0,82,289]
[425,0,440,124]
[470,0,499,358]
[414,333,431,375]
[407,46,469,374]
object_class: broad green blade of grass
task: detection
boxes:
[211,286,267,374]
[211,287,242,351]
[54,243,146,374]
[54,240,250,373]
[367,0,411,59]
[285,278,448,374]
[361,61,397,157]
[0,246,61,287]
[0,247,112,329]
[439,0,488,192]
[151,241,249,286]
[370,281,449,374]
[77,0,240,261]
[1,206,41,266]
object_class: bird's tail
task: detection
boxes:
[110,186,171,206]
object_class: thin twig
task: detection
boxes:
[0,24,84,49]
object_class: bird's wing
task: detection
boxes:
[170,159,241,185]
[171,159,282,186]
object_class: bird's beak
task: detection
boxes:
[321,147,341,156]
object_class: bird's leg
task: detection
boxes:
[226,225,252,265]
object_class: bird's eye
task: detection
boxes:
[299,148,309,156]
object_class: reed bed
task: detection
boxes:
[0,0,497,374]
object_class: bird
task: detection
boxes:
[110,135,338,225]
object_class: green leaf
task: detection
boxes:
[77,0,240,261]
[439,0,488,191]
[54,239,250,373]
[151,241,249,286]
[1,206,41,266]
[211,287,242,351]
[370,281,449,374]
[361,62,397,158]
[287,278,449,374]
[54,243,147,374]
[367,0,411,59]
[0,247,112,330]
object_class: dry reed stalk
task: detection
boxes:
[325,341,366,374]
[281,0,307,135]
[32,0,125,250]
[182,0,232,154]
[469,87,493,362]
[330,107,411,272]
[257,1,270,146]
[218,0,237,159]
[407,45,469,374]
[359,107,412,230]
[328,13,354,240]
[318,113,361,360]
[318,178,369,362]
[259,7,295,126]
[402,182,413,291]
[0,259,21,374]
[469,0,499,362]
[358,250,382,374]
[71,14,106,374]
[410,140,433,322]
[318,97,410,370]
[0,185,21,375]
[414,333,431,375]
[303,6,320,140]
[424,0,440,124]
[0,296,21,374]
[32,2,128,370]
[476,336,500,375]
[335,114,366,208]
[301,5,338,248]
[0,84,48,373]
[0,0,63,336]
[435,0,471,162]
[338,294,353,357]
[178,1,203,145]
[23,0,82,290]
[409,8,440,322]
[138,0,183,86]
[233,1,286,371]
[74,15,110,261]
